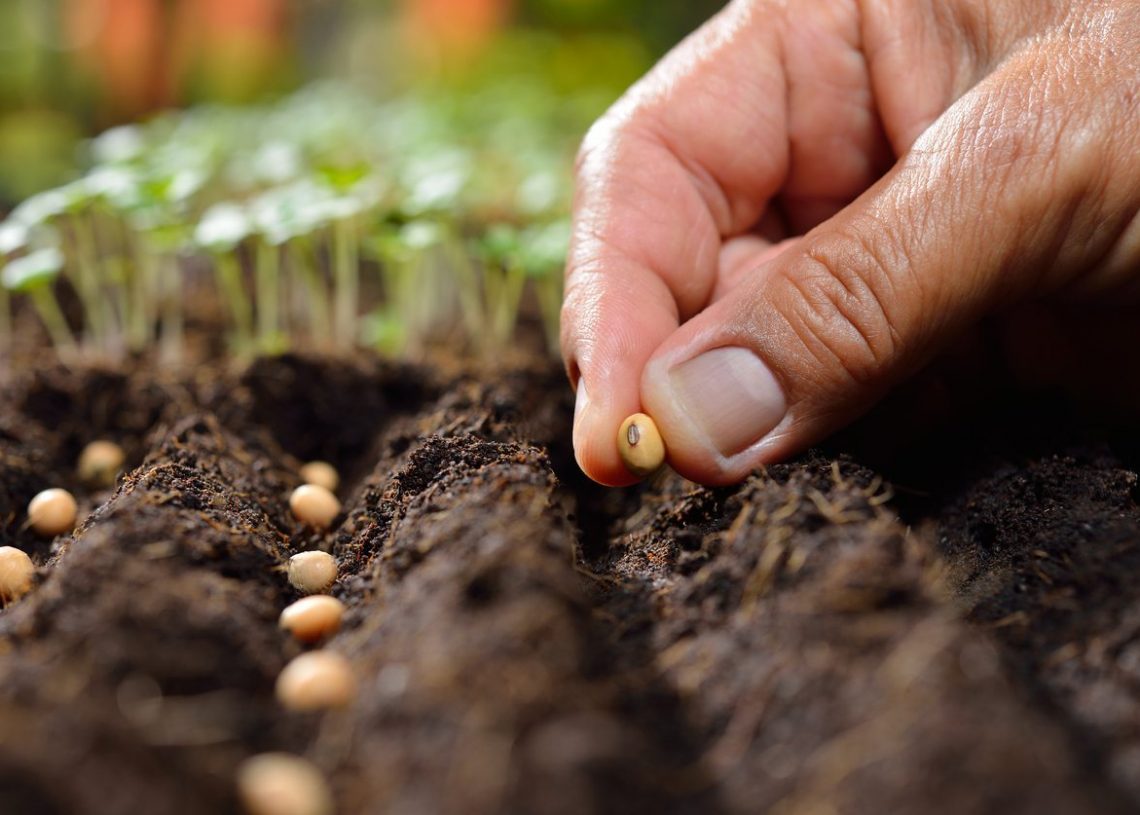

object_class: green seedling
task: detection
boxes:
[2,246,76,355]
[0,220,29,340]
[194,202,254,350]
[518,218,571,354]
[478,222,527,349]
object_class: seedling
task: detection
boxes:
[0,546,35,603]
[27,488,78,537]
[289,486,341,530]
[194,202,254,350]
[618,413,666,479]
[298,462,339,493]
[517,219,570,354]
[287,551,338,594]
[2,247,76,356]
[236,753,334,815]
[275,651,356,711]
[1,73,608,361]
[77,440,126,489]
[279,595,345,644]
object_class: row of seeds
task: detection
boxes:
[0,447,356,815]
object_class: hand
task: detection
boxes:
[561,0,1140,486]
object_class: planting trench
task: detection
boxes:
[2,353,1140,813]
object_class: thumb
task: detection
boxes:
[640,68,1135,485]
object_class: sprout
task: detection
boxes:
[478,223,526,347]
[195,203,254,349]
[27,488,79,538]
[252,141,304,185]
[195,203,252,251]
[0,220,28,339]
[90,125,146,165]
[9,188,72,229]
[400,150,471,216]
[520,219,571,353]
[0,221,28,255]
[2,247,75,354]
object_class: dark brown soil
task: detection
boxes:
[2,351,1140,814]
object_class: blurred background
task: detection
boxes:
[0,0,725,206]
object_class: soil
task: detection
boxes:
[2,345,1140,814]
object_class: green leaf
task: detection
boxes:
[519,220,571,277]
[480,223,521,263]
[195,203,252,251]
[0,221,28,255]
[2,247,64,291]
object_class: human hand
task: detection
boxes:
[561,0,1140,486]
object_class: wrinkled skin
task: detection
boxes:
[561,0,1140,486]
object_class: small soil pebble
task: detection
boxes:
[27,488,78,537]
[289,484,340,530]
[279,595,346,643]
[287,551,338,594]
[236,752,334,815]
[0,546,35,602]
[298,461,339,493]
[617,413,666,478]
[77,440,126,488]
[275,651,356,711]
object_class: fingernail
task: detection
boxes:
[668,347,786,457]
[573,379,590,430]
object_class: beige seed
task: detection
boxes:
[287,551,338,594]
[27,488,78,537]
[275,651,356,711]
[236,753,333,815]
[0,546,35,603]
[288,485,340,530]
[298,461,339,493]
[279,595,346,644]
[77,440,126,488]
[617,413,666,478]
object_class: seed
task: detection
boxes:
[275,651,356,711]
[27,488,78,537]
[288,485,340,530]
[0,547,35,602]
[236,753,333,815]
[279,595,346,644]
[77,440,126,488]
[287,551,338,594]
[298,461,339,493]
[617,413,666,478]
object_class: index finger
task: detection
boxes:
[562,0,789,484]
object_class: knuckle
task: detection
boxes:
[774,233,907,387]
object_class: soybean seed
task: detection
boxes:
[275,651,356,711]
[298,461,339,493]
[279,595,345,644]
[287,551,338,594]
[236,753,333,815]
[617,413,666,478]
[77,440,126,488]
[27,488,78,537]
[0,546,35,603]
[288,485,340,530]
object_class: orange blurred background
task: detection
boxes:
[0,0,723,202]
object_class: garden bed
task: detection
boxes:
[3,341,1140,814]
